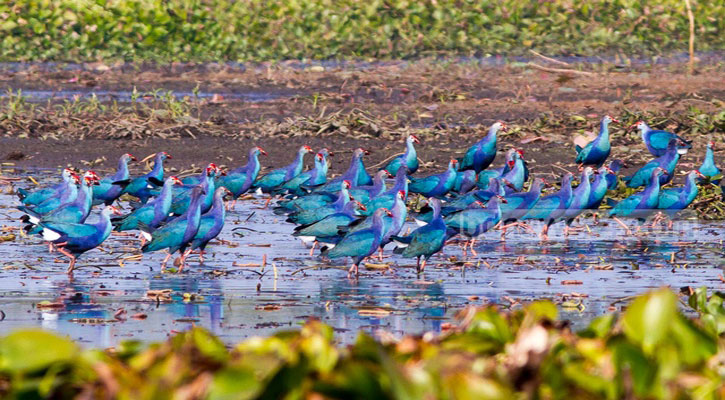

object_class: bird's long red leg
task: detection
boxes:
[378,248,384,262]
[263,196,274,209]
[420,259,427,273]
[470,239,477,256]
[612,217,633,236]
[199,250,205,264]
[539,225,550,241]
[347,263,359,278]
[309,241,317,256]
[65,256,76,274]
[161,251,172,271]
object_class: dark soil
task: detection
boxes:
[1,61,723,177]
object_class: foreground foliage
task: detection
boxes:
[2,0,724,61]
[1,288,724,399]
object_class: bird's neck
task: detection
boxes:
[597,121,610,143]
[149,157,165,179]
[703,147,715,168]
[291,151,307,175]
[113,158,130,181]
[405,140,416,157]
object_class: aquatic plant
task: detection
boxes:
[1,288,724,398]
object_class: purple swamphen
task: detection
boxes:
[521,172,574,240]
[321,207,392,278]
[609,168,667,235]
[141,185,206,272]
[630,121,692,157]
[575,115,618,168]
[189,187,232,263]
[123,152,171,203]
[37,205,123,274]
[698,141,721,184]
[444,196,506,256]
[381,135,420,175]
[654,170,704,229]
[623,138,685,188]
[254,145,313,193]
[459,121,506,173]
[215,147,267,203]
[17,168,78,206]
[392,198,447,273]
[112,176,183,233]
[92,153,137,206]
[409,159,458,198]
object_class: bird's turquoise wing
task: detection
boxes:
[402,224,445,258]
[409,177,440,194]
[523,196,560,220]
[327,230,376,259]
[574,142,593,163]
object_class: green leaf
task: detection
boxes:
[0,330,78,372]
[622,288,676,353]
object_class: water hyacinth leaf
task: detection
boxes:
[207,367,261,400]
[610,338,659,398]
[622,288,677,353]
[0,330,78,373]
[192,328,229,363]
[579,313,616,339]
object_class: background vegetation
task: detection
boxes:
[1,288,724,399]
[1,0,724,62]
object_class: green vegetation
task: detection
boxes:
[1,0,724,62]
[1,288,725,398]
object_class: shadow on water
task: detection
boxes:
[0,169,723,347]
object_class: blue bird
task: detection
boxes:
[348,170,389,205]
[340,190,408,261]
[278,149,330,196]
[112,176,183,233]
[189,187,231,263]
[274,180,353,215]
[459,121,505,173]
[292,200,366,254]
[169,164,219,216]
[501,150,527,193]
[498,177,546,237]
[141,186,206,272]
[92,153,137,206]
[445,196,506,256]
[623,139,685,188]
[698,141,720,184]
[215,147,266,203]
[587,166,614,212]
[123,152,171,203]
[409,159,458,198]
[631,121,692,157]
[321,207,392,278]
[392,198,447,273]
[655,170,704,229]
[285,180,352,225]
[562,167,594,235]
[254,145,313,193]
[23,172,81,215]
[609,168,667,234]
[381,135,420,175]
[362,166,408,215]
[575,115,618,167]
[605,159,622,190]
[412,178,505,226]
[312,148,372,192]
[522,172,574,240]
[452,169,477,194]
[22,171,100,236]
[37,205,123,274]
[17,168,78,206]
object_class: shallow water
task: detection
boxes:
[0,88,287,103]
[0,168,723,347]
